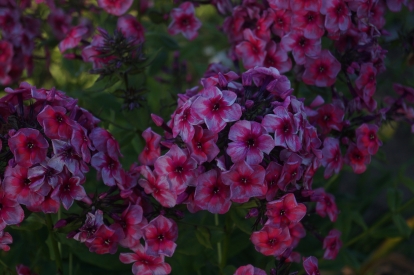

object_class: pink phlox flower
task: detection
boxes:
[345,143,371,174]
[51,172,86,210]
[90,128,122,159]
[49,140,88,178]
[386,0,404,11]
[393,83,414,103]
[138,166,177,208]
[323,229,342,260]
[114,204,146,249]
[97,0,133,16]
[82,34,116,69]
[291,0,321,11]
[138,128,161,166]
[281,30,321,65]
[117,14,145,45]
[172,100,200,143]
[119,244,172,275]
[168,2,202,40]
[235,29,267,69]
[142,215,178,257]
[1,82,33,105]
[265,161,283,201]
[37,105,76,140]
[271,9,292,38]
[154,145,197,195]
[0,230,12,251]
[264,41,292,73]
[312,102,344,134]
[355,123,382,155]
[89,224,125,254]
[303,256,320,275]
[292,10,325,39]
[187,125,219,164]
[227,120,274,165]
[8,128,49,168]
[302,50,341,87]
[91,152,124,187]
[191,86,242,133]
[321,0,351,33]
[27,160,59,195]
[268,0,290,10]
[47,9,71,40]
[0,187,24,231]
[194,169,232,214]
[253,9,274,41]
[58,25,88,53]
[313,188,339,222]
[31,192,60,214]
[266,193,307,226]
[321,137,342,179]
[262,106,301,152]
[234,264,267,275]
[201,71,239,89]
[71,126,94,163]
[289,222,306,247]
[355,63,377,99]
[250,224,292,256]
[221,161,267,203]
[73,210,104,243]
[3,165,44,208]
[278,152,304,190]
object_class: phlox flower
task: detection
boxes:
[142,215,178,257]
[250,225,292,256]
[168,2,202,40]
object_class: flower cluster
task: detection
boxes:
[0,1,42,85]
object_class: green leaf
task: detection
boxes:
[387,188,402,212]
[351,212,368,231]
[195,226,213,249]
[146,32,179,50]
[401,176,414,194]
[371,225,402,238]
[392,214,412,238]
[45,235,56,261]
[236,200,259,209]
[229,207,252,235]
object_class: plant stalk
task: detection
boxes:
[46,214,64,275]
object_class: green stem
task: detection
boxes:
[214,214,223,269]
[345,197,414,247]
[46,214,63,275]
[0,258,15,274]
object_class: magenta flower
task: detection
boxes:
[154,145,197,194]
[393,83,414,103]
[191,86,242,133]
[323,229,342,260]
[250,225,292,256]
[117,14,145,44]
[280,30,321,65]
[0,230,12,251]
[221,161,267,203]
[58,25,88,53]
[71,126,94,163]
[345,143,371,174]
[277,153,304,190]
[89,224,125,254]
[142,215,178,257]
[16,264,37,275]
[49,140,88,178]
[172,100,199,143]
[119,244,172,275]
[289,222,306,247]
[266,193,307,226]
[90,128,122,160]
[91,152,124,187]
[139,166,177,208]
[314,103,344,134]
[115,204,145,249]
[187,126,219,164]
[303,50,341,87]
[138,128,161,166]
[355,63,377,99]
[355,123,382,155]
[51,173,86,210]
[271,9,292,37]
[314,188,339,222]
[303,256,320,275]
[0,188,24,231]
[8,128,49,168]
[291,0,321,11]
[321,137,343,178]
[262,106,301,152]
[47,9,71,40]
[33,193,60,214]
[321,0,351,33]
[194,170,231,214]
[253,9,274,41]
[234,264,266,275]
[292,10,325,39]
[73,210,104,243]
[235,29,267,69]
[265,161,283,201]
[227,120,274,165]
[37,105,76,140]
[268,0,290,10]
[264,41,292,73]
[97,0,133,16]
[3,165,44,208]
[168,2,202,40]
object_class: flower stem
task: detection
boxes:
[215,214,223,268]
[345,197,414,247]
[46,214,64,275]
[0,258,15,274]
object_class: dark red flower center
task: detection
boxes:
[175,166,184,173]
[24,178,31,186]
[307,12,315,22]
[212,103,220,111]
[0,203,2,210]
[27,142,35,149]
[196,142,203,149]
[323,114,331,121]
[181,17,190,26]
[104,239,111,245]
[268,238,276,246]
[158,234,164,241]
[64,184,71,192]
[246,138,255,147]
[240,177,249,184]
[280,209,286,216]
[319,66,326,73]
[213,187,219,194]
[330,243,336,250]
[298,37,307,47]
[56,114,64,123]
[283,123,290,133]
[369,133,375,140]
[353,153,361,160]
